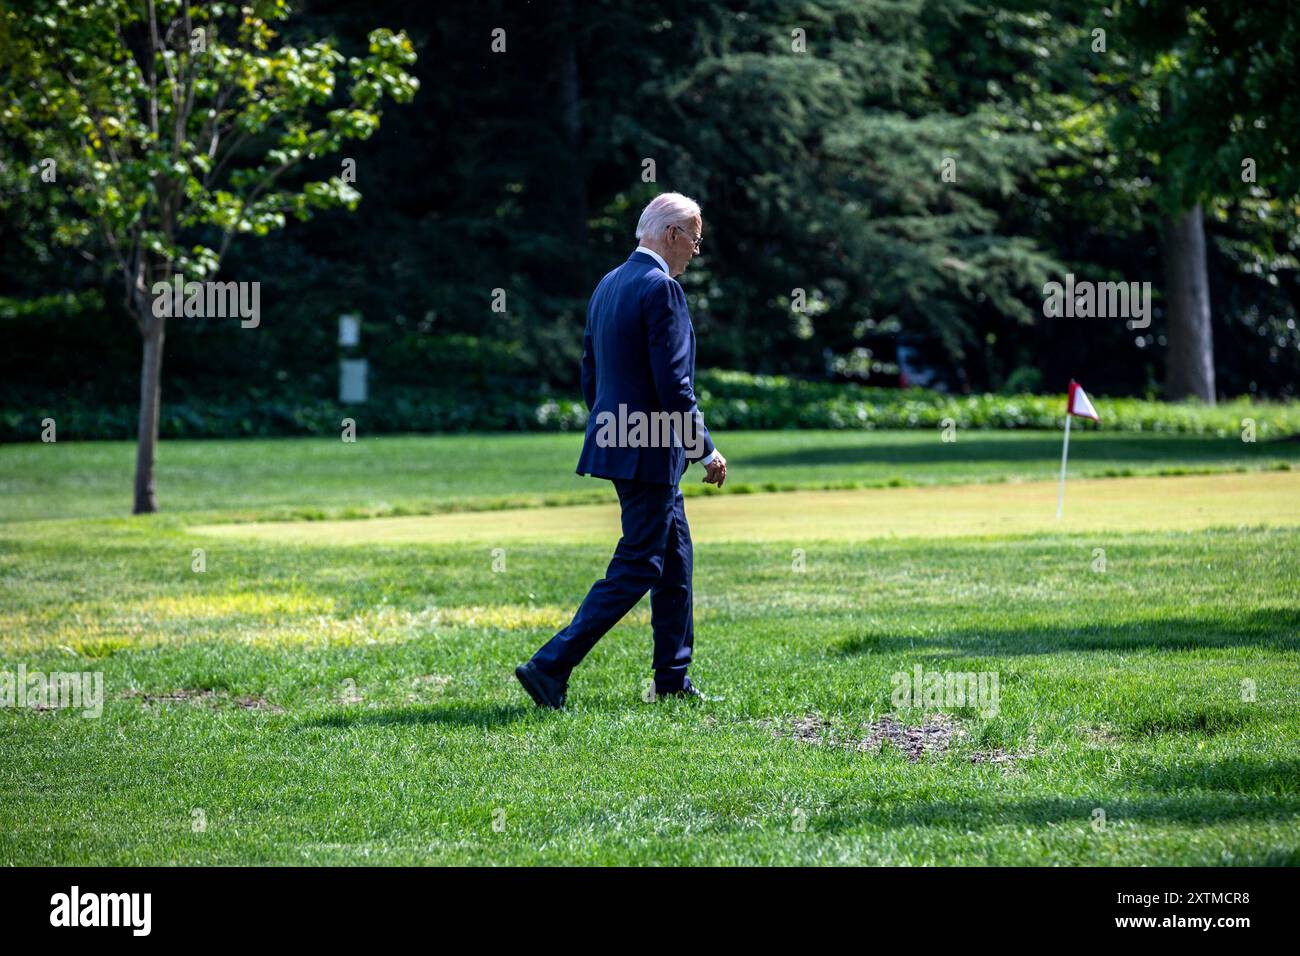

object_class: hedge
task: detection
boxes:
[3,369,1298,441]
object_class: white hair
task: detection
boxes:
[635,192,701,241]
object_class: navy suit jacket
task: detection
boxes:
[575,251,716,485]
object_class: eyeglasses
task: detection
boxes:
[671,223,703,252]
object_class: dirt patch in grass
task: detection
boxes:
[231,694,280,711]
[784,713,834,744]
[770,713,962,761]
[968,748,1017,765]
[119,687,283,713]
[770,712,1030,767]
[856,714,965,760]
[120,687,218,705]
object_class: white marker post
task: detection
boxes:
[1057,380,1100,520]
[1056,412,1072,520]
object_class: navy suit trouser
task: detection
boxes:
[530,478,694,691]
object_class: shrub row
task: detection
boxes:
[696,370,1300,437]
[3,369,1298,441]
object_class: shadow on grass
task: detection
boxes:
[742,435,1299,470]
[816,791,1300,835]
[299,693,711,731]
[1121,706,1262,740]
[1133,757,1300,796]
[835,607,1300,658]
[809,752,1300,839]
[301,703,534,730]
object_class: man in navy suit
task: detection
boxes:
[515,193,726,709]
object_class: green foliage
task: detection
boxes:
[0,0,418,294]
[2,0,1299,431]
[1109,0,1300,213]
[6,368,1297,442]
[696,369,1300,435]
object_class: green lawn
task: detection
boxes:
[1,431,1298,864]
[1,428,1296,522]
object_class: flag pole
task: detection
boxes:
[1056,412,1072,520]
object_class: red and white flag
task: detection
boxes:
[1057,380,1099,518]
[1067,380,1100,421]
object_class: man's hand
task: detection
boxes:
[703,451,727,487]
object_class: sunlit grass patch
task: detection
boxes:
[188,470,1300,549]
[144,589,333,621]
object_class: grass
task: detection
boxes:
[191,471,1300,546]
[1,431,1298,865]
[1,428,1297,522]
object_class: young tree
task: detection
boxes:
[0,0,417,511]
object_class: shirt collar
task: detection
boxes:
[634,246,670,275]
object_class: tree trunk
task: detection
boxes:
[1162,205,1216,403]
[133,315,166,514]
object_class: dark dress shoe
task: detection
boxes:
[655,677,720,702]
[515,661,567,709]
